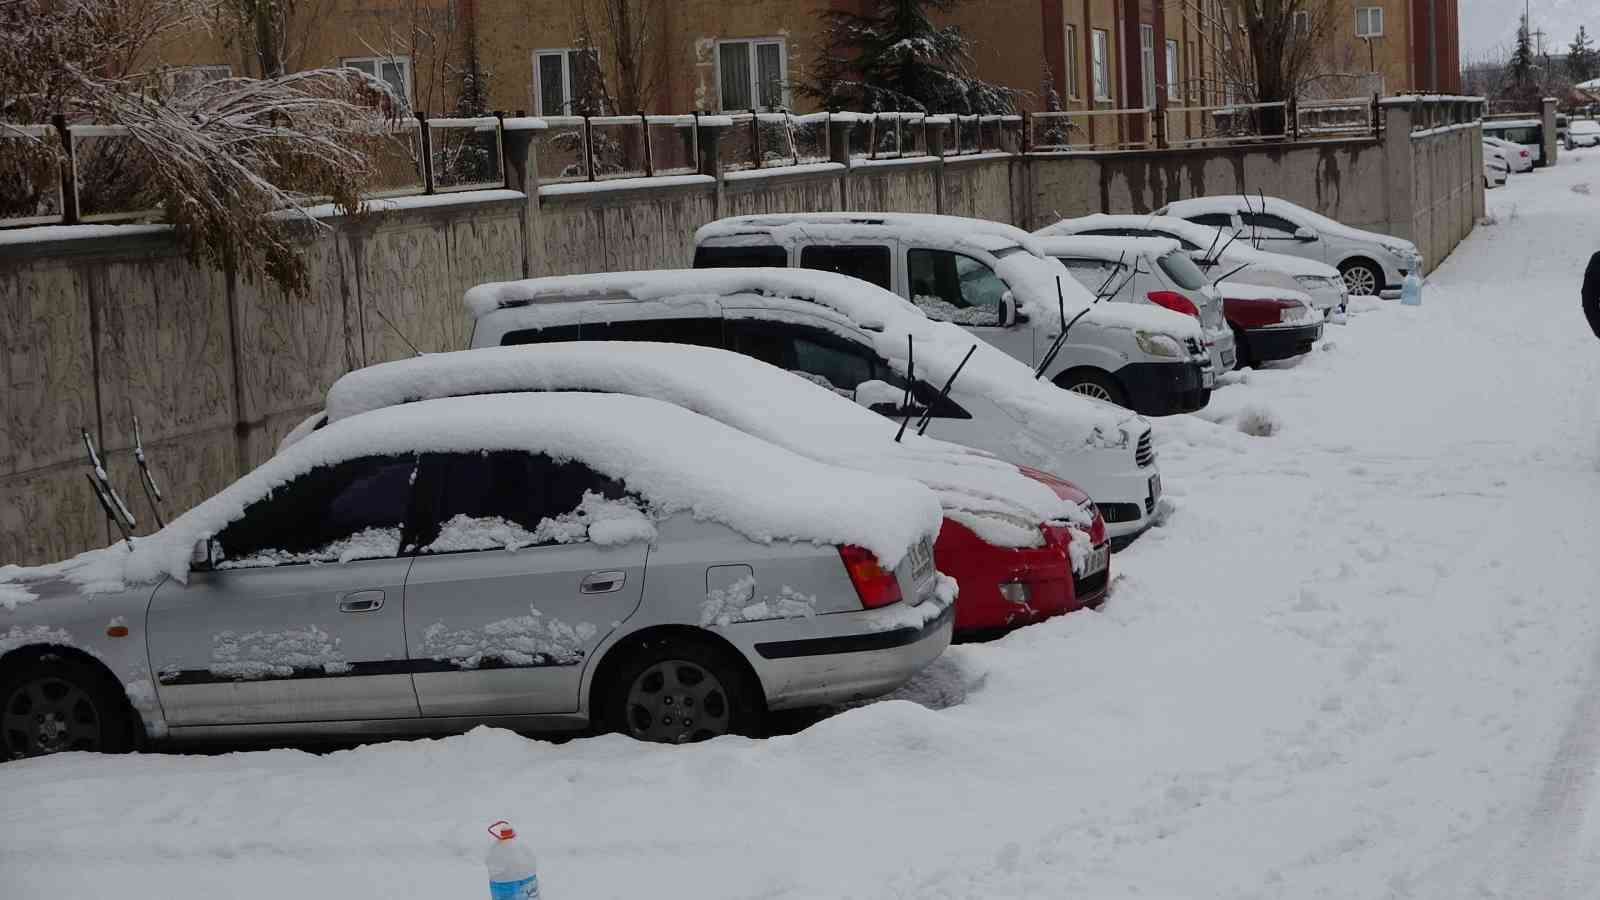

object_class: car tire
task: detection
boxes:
[1231,327,1254,369]
[0,655,134,760]
[1057,369,1129,407]
[601,637,759,744]
[1338,259,1383,297]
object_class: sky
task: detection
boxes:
[1459,0,1597,62]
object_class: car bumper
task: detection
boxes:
[1245,321,1322,363]
[1118,361,1210,416]
[1206,328,1238,372]
[934,520,1093,639]
[1093,464,1164,544]
[738,598,955,711]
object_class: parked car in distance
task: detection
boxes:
[1156,195,1424,298]
[1031,234,1237,372]
[1482,119,1545,167]
[692,212,1216,417]
[1483,134,1534,172]
[465,267,1170,546]
[0,392,953,757]
[284,342,1112,640]
[1568,119,1600,150]
[1211,280,1323,368]
[1482,144,1509,188]
[1034,213,1348,318]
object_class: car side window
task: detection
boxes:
[1056,257,1128,294]
[211,455,418,568]
[693,245,787,268]
[1188,213,1235,229]
[799,245,893,289]
[791,333,876,394]
[906,249,1005,326]
[580,317,724,348]
[414,451,629,554]
[501,324,582,346]
[1240,212,1299,238]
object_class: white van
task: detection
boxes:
[465,268,1170,544]
[692,213,1215,417]
[1030,235,1237,372]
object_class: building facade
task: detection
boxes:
[148,0,1460,119]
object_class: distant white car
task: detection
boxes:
[1482,143,1509,188]
[1568,119,1600,150]
[1482,120,1544,167]
[1035,213,1348,317]
[1157,195,1424,298]
[1483,135,1534,172]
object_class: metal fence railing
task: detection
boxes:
[0,123,65,226]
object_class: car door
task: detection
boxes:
[147,454,422,727]
[904,246,1037,365]
[402,450,648,718]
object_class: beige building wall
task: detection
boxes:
[1313,0,1415,97]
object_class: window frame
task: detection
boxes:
[341,55,412,106]
[533,47,602,116]
[1355,6,1384,38]
[1164,40,1180,102]
[1140,25,1157,110]
[1092,29,1112,102]
[1293,10,1312,37]
[715,37,790,112]
[1064,24,1081,100]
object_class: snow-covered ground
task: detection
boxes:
[3,152,1599,899]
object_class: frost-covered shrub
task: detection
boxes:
[1236,405,1281,437]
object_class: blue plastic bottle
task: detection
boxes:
[1401,271,1423,306]
[487,820,540,900]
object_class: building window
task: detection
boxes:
[1064,24,1080,99]
[717,38,788,111]
[1092,29,1111,102]
[1165,40,1180,102]
[342,56,411,107]
[1140,25,1156,110]
[1356,6,1384,38]
[534,48,602,116]
[1293,10,1312,37]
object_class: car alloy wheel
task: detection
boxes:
[623,660,732,744]
[2,675,104,758]
[1068,382,1114,402]
[1341,262,1379,296]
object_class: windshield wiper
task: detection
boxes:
[894,334,915,443]
[917,344,977,436]
[1035,258,1122,380]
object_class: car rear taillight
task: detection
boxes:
[1147,290,1200,318]
[839,545,903,609]
[1520,150,1530,157]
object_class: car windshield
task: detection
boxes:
[1157,250,1210,290]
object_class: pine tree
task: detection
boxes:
[1508,15,1536,87]
[1569,26,1598,83]
[800,0,1018,114]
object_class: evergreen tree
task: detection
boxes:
[1508,15,1536,87]
[800,0,1018,114]
[1569,26,1598,83]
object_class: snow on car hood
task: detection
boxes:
[466,267,1147,455]
[317,342,1092,542]
[1,393,946,592]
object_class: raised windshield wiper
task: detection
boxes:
[1215,261,1252,284]
[894,334,915,443]
[82,427,136,546]
[1035,257,1123,380]
[917,344,977,436]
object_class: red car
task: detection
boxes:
[1217,282,1324,368]
[938,466,1110,641]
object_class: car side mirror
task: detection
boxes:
[998,291,1017,327]
[1294,227,1317,242]
[191,539,213,571]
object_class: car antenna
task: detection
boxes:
[893,334,916,443]
[132,415,166,529]
[917,344,976,436]
[81,427,136,546]
[373,306,424,357]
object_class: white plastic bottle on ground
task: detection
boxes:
[1401,271,1423,306]
[486,820,540,900]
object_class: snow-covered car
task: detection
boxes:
[0,392,953,756]
[1156,195,1424,298]
[281,342,1113,638]
[1483,134,1535,173]
[1567,119,1600,150]
[1483,144,1509,188]
[1035,213,1349,317]
[1208,280,1323,368]
[692,212,1216,416]
[1482,119,1545,167]
[1032,234,1237,372]
[466,268,1168,545]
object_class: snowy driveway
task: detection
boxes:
[4,154,1600,899]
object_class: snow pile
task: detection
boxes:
[208,625,350,680]
[419,608,596,669]
[699,575,819,627]
[322,341,1094,541]
[425,495,657,554]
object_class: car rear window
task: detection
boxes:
[799,245,892,289]
[693,244,788,268]
[1489,126,1540,144]
[1157,251,1209,291]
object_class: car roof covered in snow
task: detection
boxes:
[1031,234,1184,261]
[693,212,1040,257]
[466,268,1148,456]
[5,392,945,592]
[1036,214,1342,278]
[1157,196,1415,252]
[314,342,1092,540]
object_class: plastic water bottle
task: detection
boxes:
[486,820,540,900]
[1401,271,1423,306]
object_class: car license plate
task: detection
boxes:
[908,539,934,584]
[1084,545,1109,576]
[1221,349,1236,368]
[1149,473,1162,503]
[1202,369,1216,388]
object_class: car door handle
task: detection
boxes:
[339,590,385,613]
[580,571,626,594]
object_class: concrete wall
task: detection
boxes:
[0,106,1482,565]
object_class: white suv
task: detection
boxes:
[693,212,1215,416]
[1157,195,1424,297]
